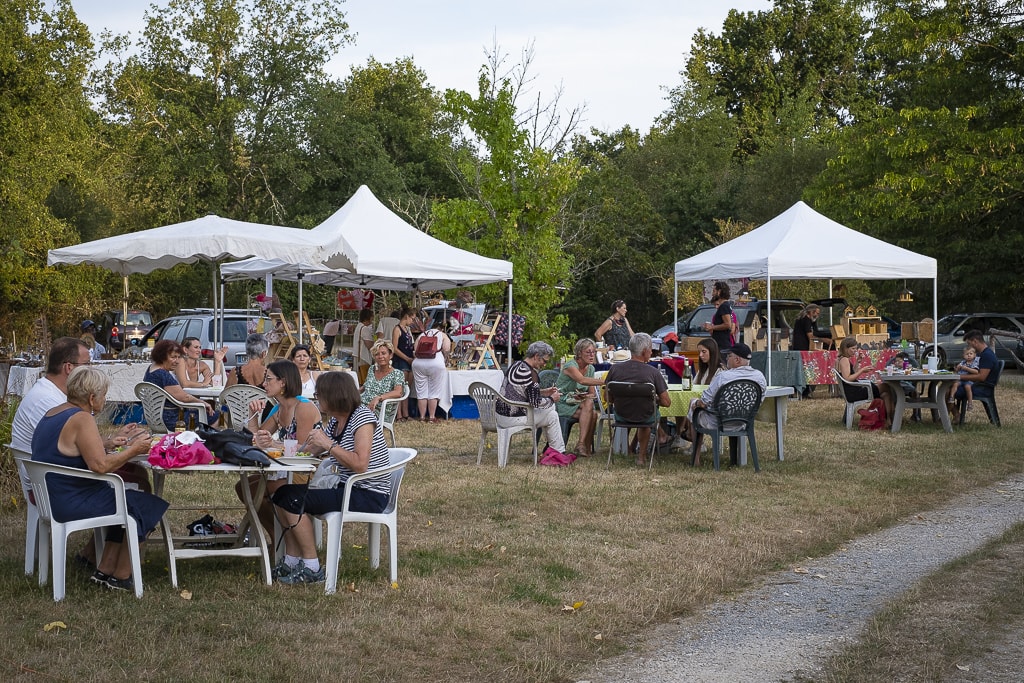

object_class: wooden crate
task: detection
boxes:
[901,322,918,340]
[918,320,934,341]
[679,336,704,352]
[854,333,889,347]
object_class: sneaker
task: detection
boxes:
[90,570,133,592]
[278,564,325,585]
[271,560,295,580]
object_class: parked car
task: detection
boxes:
[132,309,268,368]
[921,313,1024,369]
[100,309,153,351]
[654,298,807,348]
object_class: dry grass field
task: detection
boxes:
[1,384,1022,682]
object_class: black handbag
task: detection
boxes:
[195,427,273,467]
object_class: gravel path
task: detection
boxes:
[582,472,1024,683]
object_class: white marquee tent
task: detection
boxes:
[673,201,938,377]
[221,185,514,349]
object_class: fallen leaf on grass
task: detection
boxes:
[814,574,826,579]
[345,582,359,593]
[390,582,399,590]
[593,634,603,641]
[425,520,432,527]
[793,529,804,534]
[956,664,970,672]
[793,567,810,574]
[352,544,363,549]
[180,589,193,600]
[500,546,506,553]
[561,601,586,612]
[43,621,67,633]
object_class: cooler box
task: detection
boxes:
[449,395,480,420]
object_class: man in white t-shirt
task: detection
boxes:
[375,310,400,343]
[12,337,146,567]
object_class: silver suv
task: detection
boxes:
[130,309,268,368]
[925,313,1024,369]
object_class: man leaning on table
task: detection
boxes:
[605,333,671,466]
[687,342,767,462]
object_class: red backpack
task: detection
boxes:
[414,331,440,359]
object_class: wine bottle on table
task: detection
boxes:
[174,409,186,432]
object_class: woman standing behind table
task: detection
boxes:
[498,341,566,454]
[554,338,605,457]
[143,339,216,430]
[289,344,320,399]
[240,360,322,536]
[837,337,894,425]
[176,336,227,389]
[361,340,406,423]
[390,307,417,421]
[270,372,392,584]
[595,300,634,350]
[411,319,451,423]
[225,333,270,390]
[32,366,167,591]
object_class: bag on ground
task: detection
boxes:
[539,445,576,467]
[858,398,887,431]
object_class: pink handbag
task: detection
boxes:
[148,432,216,468]
[539,445,576,467]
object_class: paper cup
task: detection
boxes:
[284,439,298,458]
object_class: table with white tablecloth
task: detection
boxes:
[406,369,505,416]
[5,362,151,403]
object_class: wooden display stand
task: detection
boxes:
[297,311,326,370]
[267,312,298,361]
[465,313,501,370]
[843,306,887,346]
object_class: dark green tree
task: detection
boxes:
[808,0,1024,310]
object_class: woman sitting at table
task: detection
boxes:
[837,337,894,425]
[175,336,227,389]
[32,366,168,591]
[289,344,320,398]
[239,360,322,537]
[498,341,566,455]
[361,340,406,423]
[144,339,216,430]
[270,372,392,584]
[224,333,269,390]
[554,338,604,457]
[674,338,723,449]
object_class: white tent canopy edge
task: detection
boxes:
[672,201,938,380]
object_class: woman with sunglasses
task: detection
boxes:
[175,336,227,389]
[239,360,322,535]
[289,344,320,399]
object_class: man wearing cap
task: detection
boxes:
[80,319,107,361]
[687,342,767,464]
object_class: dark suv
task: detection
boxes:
[101,310,153,351]
[658,299,807,346]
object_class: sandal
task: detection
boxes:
[428,417,439,423]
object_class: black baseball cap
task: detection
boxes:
[730,342,752,360]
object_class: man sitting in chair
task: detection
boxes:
[605,333,671,466]
[949,329,998,416]
[687,342,767,463]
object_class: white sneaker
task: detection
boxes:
[671,437,687,450]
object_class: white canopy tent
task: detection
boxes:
[47,215,350,348]
[221,185,515,352]
[673,201,938,379]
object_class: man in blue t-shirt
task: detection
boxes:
[955,330,998,400]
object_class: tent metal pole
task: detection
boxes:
[507,281,513,370]
[673,280,679,340]
[211,265,219,351]
[933,277,938,359]
[828,279,833,326]
[297,272,304,344]
[218,275,225,352]
[766,277,773,384]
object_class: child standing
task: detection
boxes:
[952,346,980,411]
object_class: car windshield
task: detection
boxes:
[936,315,965,335]
[684,308,715,335]
[125,312,151,325]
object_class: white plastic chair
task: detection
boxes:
[376,384,410,447]
[468,381,537,467]
[218,384,269,430]
[318,447,417,595]
[10,446,44,576]
[21,459,144,600]
[592,384,615,451]
[134,381,210,434]
[832,368,872,429]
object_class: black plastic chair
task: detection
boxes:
[605,381,659,470]
[956,359,1004,427]
[691,380,764,472]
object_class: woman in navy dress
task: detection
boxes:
[144,339,215,430]
[32,366,168,591]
